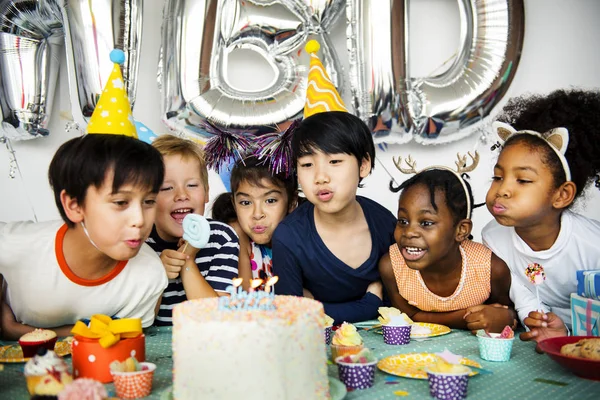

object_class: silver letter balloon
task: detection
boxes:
[347,0,524,144]
[0,0,63,140]
[159,0,346,139]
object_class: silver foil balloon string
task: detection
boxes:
[0,0,63,140]
[0,136,38,221]
[61,0,143,129]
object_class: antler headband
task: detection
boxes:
[491,121,571,181]
[393,152,480,219]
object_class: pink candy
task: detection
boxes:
[499,326,514,339]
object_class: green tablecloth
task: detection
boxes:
[1,325,599,399]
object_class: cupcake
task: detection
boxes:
[24,348,73,396]
[426,350,471,400]
[110,357,156,399]
[58,378,109,400]
[382,315,412,345]
[335,348,377,390]
[477,325,515,362]
[378,306,412,325]
[330,322,364,362]
[19,329,58,358]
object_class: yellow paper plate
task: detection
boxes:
[410,322,451,338]
[377,353,480,379]
[0,341,71,363]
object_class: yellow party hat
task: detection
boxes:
[304,40,347,118]
[86,49,137,138]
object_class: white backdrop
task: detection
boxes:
[1,0,599,241]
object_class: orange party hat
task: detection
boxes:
[86,49,137,138]
[303,40,347,118]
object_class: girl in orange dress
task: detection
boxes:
[379,167,516,333]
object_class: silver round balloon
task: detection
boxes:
[159,0,346,138]
[0,0,63,140]
[61,0,143,129]
[347,0,524,145]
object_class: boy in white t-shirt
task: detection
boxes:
[0,133,168,339]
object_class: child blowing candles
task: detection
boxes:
[0,50,168,339]
[482,89,600,349]
[272,41,397,325]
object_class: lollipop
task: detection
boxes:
[181,214,211,256]
[525,263,545,311]
[525,263,546,284]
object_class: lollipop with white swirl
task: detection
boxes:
[181,214,211,256]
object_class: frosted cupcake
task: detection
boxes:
[330,322,364,362]
[19,329,58,358]
[426,350,471,400]
[335,348,377,390]
[382,315,412,345]
[58,378,109,400]
[24,348,72,395]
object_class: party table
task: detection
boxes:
[1,324,598,399]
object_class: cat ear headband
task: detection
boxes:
[491,121,571,181]
[393,152,480,219]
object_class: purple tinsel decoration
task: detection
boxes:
[202,121,252,171]
[254,119,300,177]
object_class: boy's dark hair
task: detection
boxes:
[292,111,376,187]
[390,169,474,224]
[497,89,600,202]
[48,134,164,227]
[211,156,298,223]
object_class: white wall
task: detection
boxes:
[1,0,599,242]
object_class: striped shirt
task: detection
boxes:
[390,240,491,312]
[146,219,239,326]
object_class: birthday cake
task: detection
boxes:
[172,295,329,399]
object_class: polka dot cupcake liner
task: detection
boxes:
[110,362,156,399]
[426,369,470,400]
[324,326,333,345]
[335,357,377,390]
[477,331,514,362]
[382,325,412,345]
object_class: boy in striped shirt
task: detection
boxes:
[147,135,239,326]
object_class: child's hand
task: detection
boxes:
[366,281,383,300]
[463,303,515,333]
[302,288,314,299]
[521,311,567,352]
[160,249,188,279]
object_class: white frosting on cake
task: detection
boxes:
[172,296,329,400]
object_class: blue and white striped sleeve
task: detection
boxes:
[194,220,240,292]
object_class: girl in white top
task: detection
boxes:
[482,89,600,350]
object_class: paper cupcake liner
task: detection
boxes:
[111,362,156,399]
[382,325,412,345]
[335,358,377,390]
[19,337,58,358]
[330,344,364,362]
[477,332,514,362]
[427,370,469,400]
[324,326,333,346]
